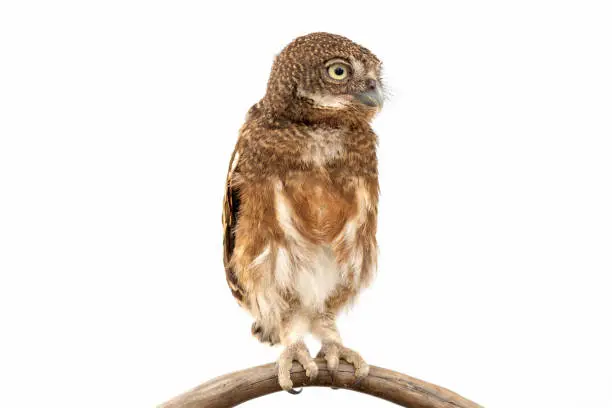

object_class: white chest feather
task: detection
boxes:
[274,237,341,311]
[294,245,340,310]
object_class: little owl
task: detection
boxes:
[222,32,384,392]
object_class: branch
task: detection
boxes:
[159,359,482,408]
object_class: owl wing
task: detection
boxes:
[222,146,246,303]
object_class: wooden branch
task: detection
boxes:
[159,358,482,408]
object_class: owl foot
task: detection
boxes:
[317,342,369,385]
[277,341,318,393]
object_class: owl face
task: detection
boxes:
[263,33,384,121]
[303,54,384,109]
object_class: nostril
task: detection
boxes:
[366,79,377,90]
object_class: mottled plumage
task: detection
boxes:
[222,32,384,391]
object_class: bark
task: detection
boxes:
[159,359,482,408]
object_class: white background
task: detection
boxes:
[1,1,611,407]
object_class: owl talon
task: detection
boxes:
[277,341,318,392]
[318,342,369,385]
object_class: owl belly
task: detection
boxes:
[273,177,352,310]
[293,245,340,310]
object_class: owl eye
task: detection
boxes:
[327,63,350,80]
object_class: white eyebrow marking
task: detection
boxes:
[349,57,365,78]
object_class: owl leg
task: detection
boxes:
[276,313,318,393]
[312,314,370,384]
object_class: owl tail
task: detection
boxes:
[251,321,280,346]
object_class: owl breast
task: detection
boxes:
[272,178,345,311]
[278,172,353,243]
[272,168,372,311]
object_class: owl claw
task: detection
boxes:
[317,342,369,386]
[277,341,318,393]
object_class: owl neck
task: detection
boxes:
[260,98,375,130]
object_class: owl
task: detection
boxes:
[222,32,384,392]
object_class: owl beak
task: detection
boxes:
[355,79,384,108]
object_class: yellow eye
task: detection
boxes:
[327,63,350,80]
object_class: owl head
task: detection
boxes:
[261,32,384,124]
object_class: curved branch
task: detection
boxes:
[159,359,482,408]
